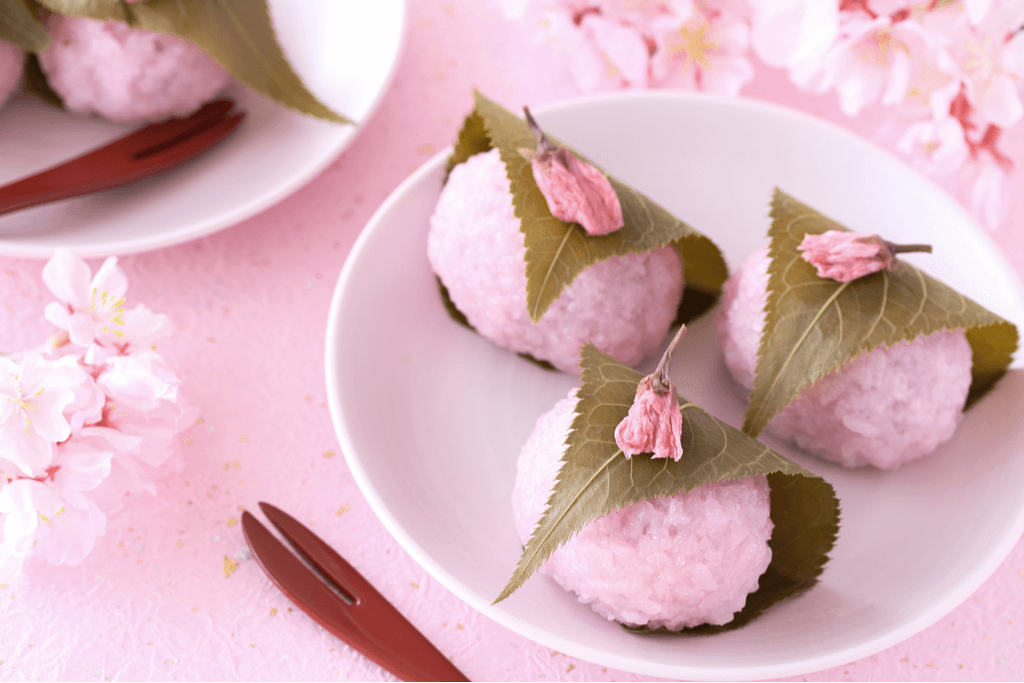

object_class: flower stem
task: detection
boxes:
[523,106,558,155]
[651,325,687,393]
[885,242,932,255]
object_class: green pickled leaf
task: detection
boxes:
[445,110,489,179]
[0,0,50,51]
[32,0,128,22]
[495,344,840,634]
[466,90,727,323]
[35,0,352,124]
[437,276,471,330]
[744,189,1019,438]
[22,53,62,107]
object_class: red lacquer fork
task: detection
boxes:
[242,502,470,682]
[0,98,244,216]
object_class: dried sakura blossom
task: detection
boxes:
[614,325,687,462]
[519,107,623,236]
[798,231,932,282]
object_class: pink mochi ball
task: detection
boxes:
[717,248,973,469]
[38,16,231,123]
[428,148,684,373]
[0,39,25,109]
[512,390,773,630]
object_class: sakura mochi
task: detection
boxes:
[37,16,230,122]
[512,391,773,629]
[717,248,973,469]
[428,148,683,373]
[0,39,24,109]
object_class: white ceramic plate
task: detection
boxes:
[0,0,405,258]
[325,92,1024,680]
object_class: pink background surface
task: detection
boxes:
[2,0,1024,680]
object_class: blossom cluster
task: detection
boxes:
[0,250,196,580]
[497,0,1024,229]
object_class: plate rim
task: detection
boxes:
[325,89,1024,680]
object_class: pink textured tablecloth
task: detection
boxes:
[2,1,1024,680]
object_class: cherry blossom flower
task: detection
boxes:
[64,368,106,433]
[748,0,838,71]
[0,355,82,477]
[97,351,182,413]
[0,479,63,557]
[798,231,932,282]
[0,444,111,571]
[570,10,652,90]
[89,399,195,502]
[650,4,755,94]
[0,250,194,580]
[614,325,687,461]
[521,107,623,235]
[896,113,970,175]
[798,14,948,116]
[967,152,1011,230]
[614,374,685,460]
[43,249,171,352]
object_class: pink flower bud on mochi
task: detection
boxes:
[614,375,684,461]
[520,107,624,236]
[797,231,891,281]
[614,325,687,462]
[798,231,932,282]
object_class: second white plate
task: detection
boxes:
[0,0,405,258]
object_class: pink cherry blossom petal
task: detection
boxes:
[531,152,624,236]
[974,73,1023,129]
[121,305,173,346]
[78,426,144,454]
[798,231,892,281]
[0,419,55,476]
[91,257,129,300]
[33,491,105,566]
[614,377,684,461]
[65,373,106,433]
[0,479,62,552]
[580,13,650,88]
[42,249,92,312]
[53,445,113,492]
[750,0,838,68]
[26,390,75,443]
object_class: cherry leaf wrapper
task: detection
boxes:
[445,90,728,324]
[32,0,352,123]
[496,344,840,634]
[0,0,50,51]
[744,189,1019,438]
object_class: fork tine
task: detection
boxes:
[252,503,470,681]
[258,502,376,600]
[240,512,402,669]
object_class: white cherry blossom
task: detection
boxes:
[798,14,949,116]
[0,444,111,570]
[43,249,171,352]
[0,355,82,477]
[97,351,181,413]
[651,5,755,94]
[748,0,838,70]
